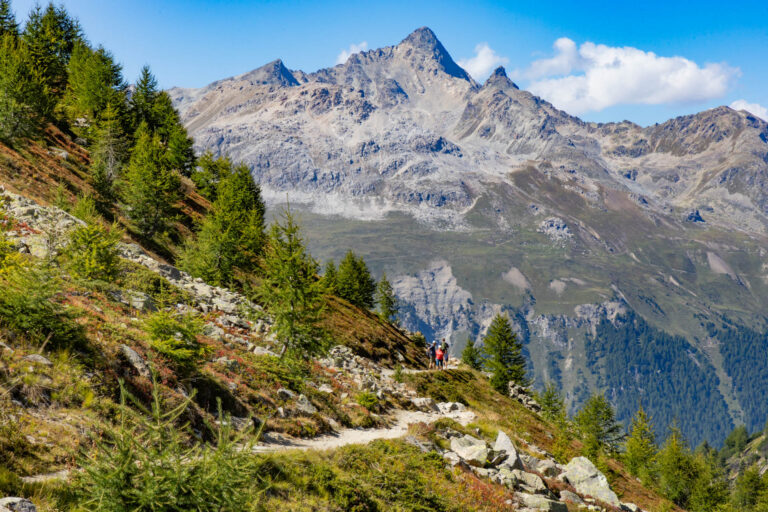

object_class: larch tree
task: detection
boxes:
[257,207,327,359]
[574,393,624,456]
[336,250,375,309]
[375,271,398,323]
[624,405,658,479]
[0,0,18,38]
[123,122,179,239]
[482,313,527,393]
[461,337,483,370]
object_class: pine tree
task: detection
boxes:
[257,207,327,359]
[0,33,50,141]
[624,405,657,479]
[336,250,375,309]
[191,151,231,201]
[0,0,18,38]
[375,272,398,322]
[656,423,697,507]
[151,92,195,175]
[323,260,338,294]
[129,65,158,129]
[482,314,527,393]
[180,162,265,285]
[90,103,128,203]
[65,41,125,126]
[574,394,624,455]
[461,337,483,370]
[539,382,566,423]
[123,122,180,238]
[23,3,81,96]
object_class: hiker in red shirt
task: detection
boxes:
[435,346,444,370]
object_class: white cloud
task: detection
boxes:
[523,38,739,114]
[458,43,509,81]
[730,99,768,121]
[335,41,368,65]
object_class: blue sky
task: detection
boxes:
[10,0,768,126]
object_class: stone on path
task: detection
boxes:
[561,456,620,506]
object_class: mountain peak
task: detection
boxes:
[243,58,299,87]
[484,66,519,90]
[399,26,472,82]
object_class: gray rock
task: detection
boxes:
[494,431,523,470]
[411,397,440,412]
[442,451,462,466]
[22,354,52,366]
[295,394,318,415]
[515,492,567,512]
[202,323,226,340]
[119,344,151,378]
[318,384,334,394]
[0,497,37,512]
[437,401,465,413]
[511,469,548,494]
[621,503,641,512]
[558,490,584,505]
[276,388,296,400]
[450,434,488,467]
[252,346,279,357]
[535,459,561,477]
[562,456,620,506]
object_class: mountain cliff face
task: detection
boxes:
[171,27,768,445]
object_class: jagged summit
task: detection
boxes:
[241,58,299,87]
[484,66,519,89]
[397,26,473,82]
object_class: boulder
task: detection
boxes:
[621,503,641,512]
[558,490,584,505]
[22,354,52,366]
[295,394,318,415]
[515,492,567,512]
[0,498,37,512]
[442,451,463,467]
[119,344,151,378]
[276,388,296,400]
[493,431,523,470]
[562,456,620,506]
[411,397,440,412]
[450,434,489,467]
[511,469,548,494]
[437,401,465,413]
[535,459,561,477]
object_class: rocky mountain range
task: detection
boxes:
[170,27,768,446]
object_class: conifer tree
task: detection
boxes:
[461,336,483,370]
[129,65,158,129]
[375,272,398,322]
[0,0,18,38]
[482,313,527,393]
[65,41,125,126]
[574,393,623,455]
[336,250,375,309]
[90,102,127,203]
[257,207,327,359]
[23,3,81,96]
[152,92,195,175]
[656,423,697,507]
[180,162,265,285]
[323,260,338,294]
[0,33,50,141]
[539,382,566,422]
[624,405,657,479]
[123,122,179,238]
[191,151,230,201]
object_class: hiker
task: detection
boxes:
[435,345,444,370]
[440,338,450,367]
[427,341,437,369]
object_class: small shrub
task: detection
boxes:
[144,310,207,368]
[393,364,404,383]
[356,391,378,411]
[71,194,99,223]
[0,265,82,348]
[64,221,122,281]
[68,381,267,511]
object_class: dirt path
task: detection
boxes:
[253,407,475,453]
